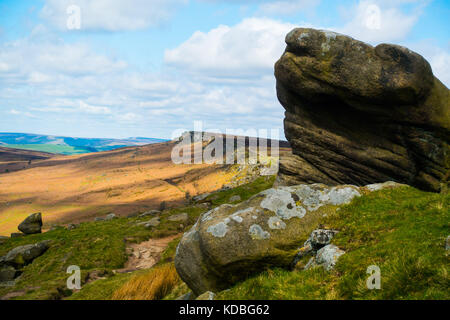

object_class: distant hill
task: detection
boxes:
[0,133,168,155]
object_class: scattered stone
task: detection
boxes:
[144,217,160,228]
[67,224,77,230]
[446,236,450,251]
[94,217,105,222]
[195,291,216,300]
[193,193,211,202]
[291,229,339,269]
[275,28,449,192]
[0,266,16,282]
[18,213,42,234]
[168,213,189,223]
[10,233,24,238]
[105,213,117,221]
[314,244,345,271]
[126,212,139,218]
[139,210,161,218]
[176,291,195,300]
[229,195,242,202]
[308,229,339,250]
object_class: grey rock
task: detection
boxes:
[195,291,216,300]
[275,28,449,192]
[18,213,42,234]
[314,244,345,271]
[176,183,364,295]
[229,195,242,202]
[105,213,117,221]
[94,217,105,222]
[67,224,77,230]
[144,217,160,228]
[4,240,51,267]
[126,212,139,218]
[168,213,189,223]
[10,233,25,238]
[175,291,195,300]
[446,236,450,251]
[308,229,339,250]
[193,193,211,202]
[139,210,161,217]
[0,266,16,282]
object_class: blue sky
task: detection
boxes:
[0,0,448,139]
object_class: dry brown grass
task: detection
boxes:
[111,264,180,300]
[0,141,236,235]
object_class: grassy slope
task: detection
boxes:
[217,186,449,300]
[3,144,92,155]
[2,178,447,300]
[0,176,275,300]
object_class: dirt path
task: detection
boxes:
[115,234,180,273]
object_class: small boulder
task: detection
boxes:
[0,266,16,282]
[168,213,188,223]
[195,291,216,300]
[176,291,195,300]
[446,236,450,251]
[3,240,51,267]
[144,217,160,228]
[193,193,211,202]
[139,210,161,218]
[94,217,105,222]
[10,233,25,238]
[308,229,339,250]
[314,244,345,271]
[229,195,242,203]
[105,213,117,221]
[66,224,77,230]
[18,213,42,235]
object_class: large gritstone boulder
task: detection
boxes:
[18,212,42,234]
[275,28,449,192]
[174,181,404,295]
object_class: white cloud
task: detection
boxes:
[335,0,424,43]
[41,0,187,31]
[258,0,320,15]
[9,109,37,118]
[165,18,296,79]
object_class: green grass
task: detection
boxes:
[217,186,450,300]
[204,175,276,206]
[4,144,93,155]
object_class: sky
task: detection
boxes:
[0,0,448,140]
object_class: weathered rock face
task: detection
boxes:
[175,181,403,295]
[275,28,449,192]
[18,212,42,234]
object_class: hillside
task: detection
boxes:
[0,136,286,236]
[0,178,447,300]
[0,133,168,155]
[0,147,55,175]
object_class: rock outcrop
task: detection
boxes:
[275,28,449,192]
[0,240,51,283]
[175,181,403,295]
[18,212,42,234]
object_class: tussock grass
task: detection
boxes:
[111,264,180,300]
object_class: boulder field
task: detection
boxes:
[275,28,449,192]
[175,181,404,295]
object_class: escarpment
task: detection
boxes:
[275,28,449,192]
